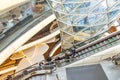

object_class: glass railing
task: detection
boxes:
[0,9,53,52]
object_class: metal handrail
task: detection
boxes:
[55,31,120,67]
[74,24,119,48]
[6,60,56,80]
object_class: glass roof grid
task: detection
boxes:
[46,0,53,9]
[109,9,120,20]
[109,10,120,23]
[73,17,88,26]
[50,0,120,27]
[91,6,107,14]
[57,18,72,26]
[62,0,95,4]
[108,2,120,12]
[62,2,74,25]
[73,15,88,24]
[114,3,120,9]
[47,0,120,50]
[88,0,106,14]
[107,0,120,9]
[69,3,84,14]
[63,3,79,13]
[90,13,107,25]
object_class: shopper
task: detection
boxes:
[70,45,76,58]
[64,53,70,62]
[6,75,12,80]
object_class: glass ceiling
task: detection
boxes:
[47,0,120,49]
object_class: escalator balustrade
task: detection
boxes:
[8,31,120,79]
[55,31,120,67]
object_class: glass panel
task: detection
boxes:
[57,21,67,29]
[61,31,74,49]
[59,13,72,25]
[63,3,78,13]
[109,9,120,20]
[47,0,120,50]
[107,0,119,9]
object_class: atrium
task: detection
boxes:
[0,0,120,80]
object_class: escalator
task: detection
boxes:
[53,29,120,67]
[4,1,120,80]
[5,29,120,80]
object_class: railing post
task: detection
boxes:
[56,74,60,80]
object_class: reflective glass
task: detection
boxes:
[47,0,120,50]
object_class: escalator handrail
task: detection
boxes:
[74,25,119,47]
[12,60,56,80]
[52,30,120,67]
[57,36,120,67]
[75,30,120,52]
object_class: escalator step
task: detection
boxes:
[99,42,104,46]
[88,47,92,50]
[108,38,112,42]
[112,37,117,41]
[115,35,120,39]
[96,44,100,48]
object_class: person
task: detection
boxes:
[54,57,61,67]
[70,45,76,58]
[64,53,70,62]
[84,16,88,24]
[6,75,12,80]
[46,57,52,65]
[39,62,44,70]
[20,10,24,16]
[23,70,28,75]
[46,57,52,63]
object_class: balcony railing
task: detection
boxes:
[0,9,53,52]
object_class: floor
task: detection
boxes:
[52,60,120,80]
[101,61,120,80]
[66,64,108,80]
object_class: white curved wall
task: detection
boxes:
[50,42,61,57]
[0,14,56,65]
